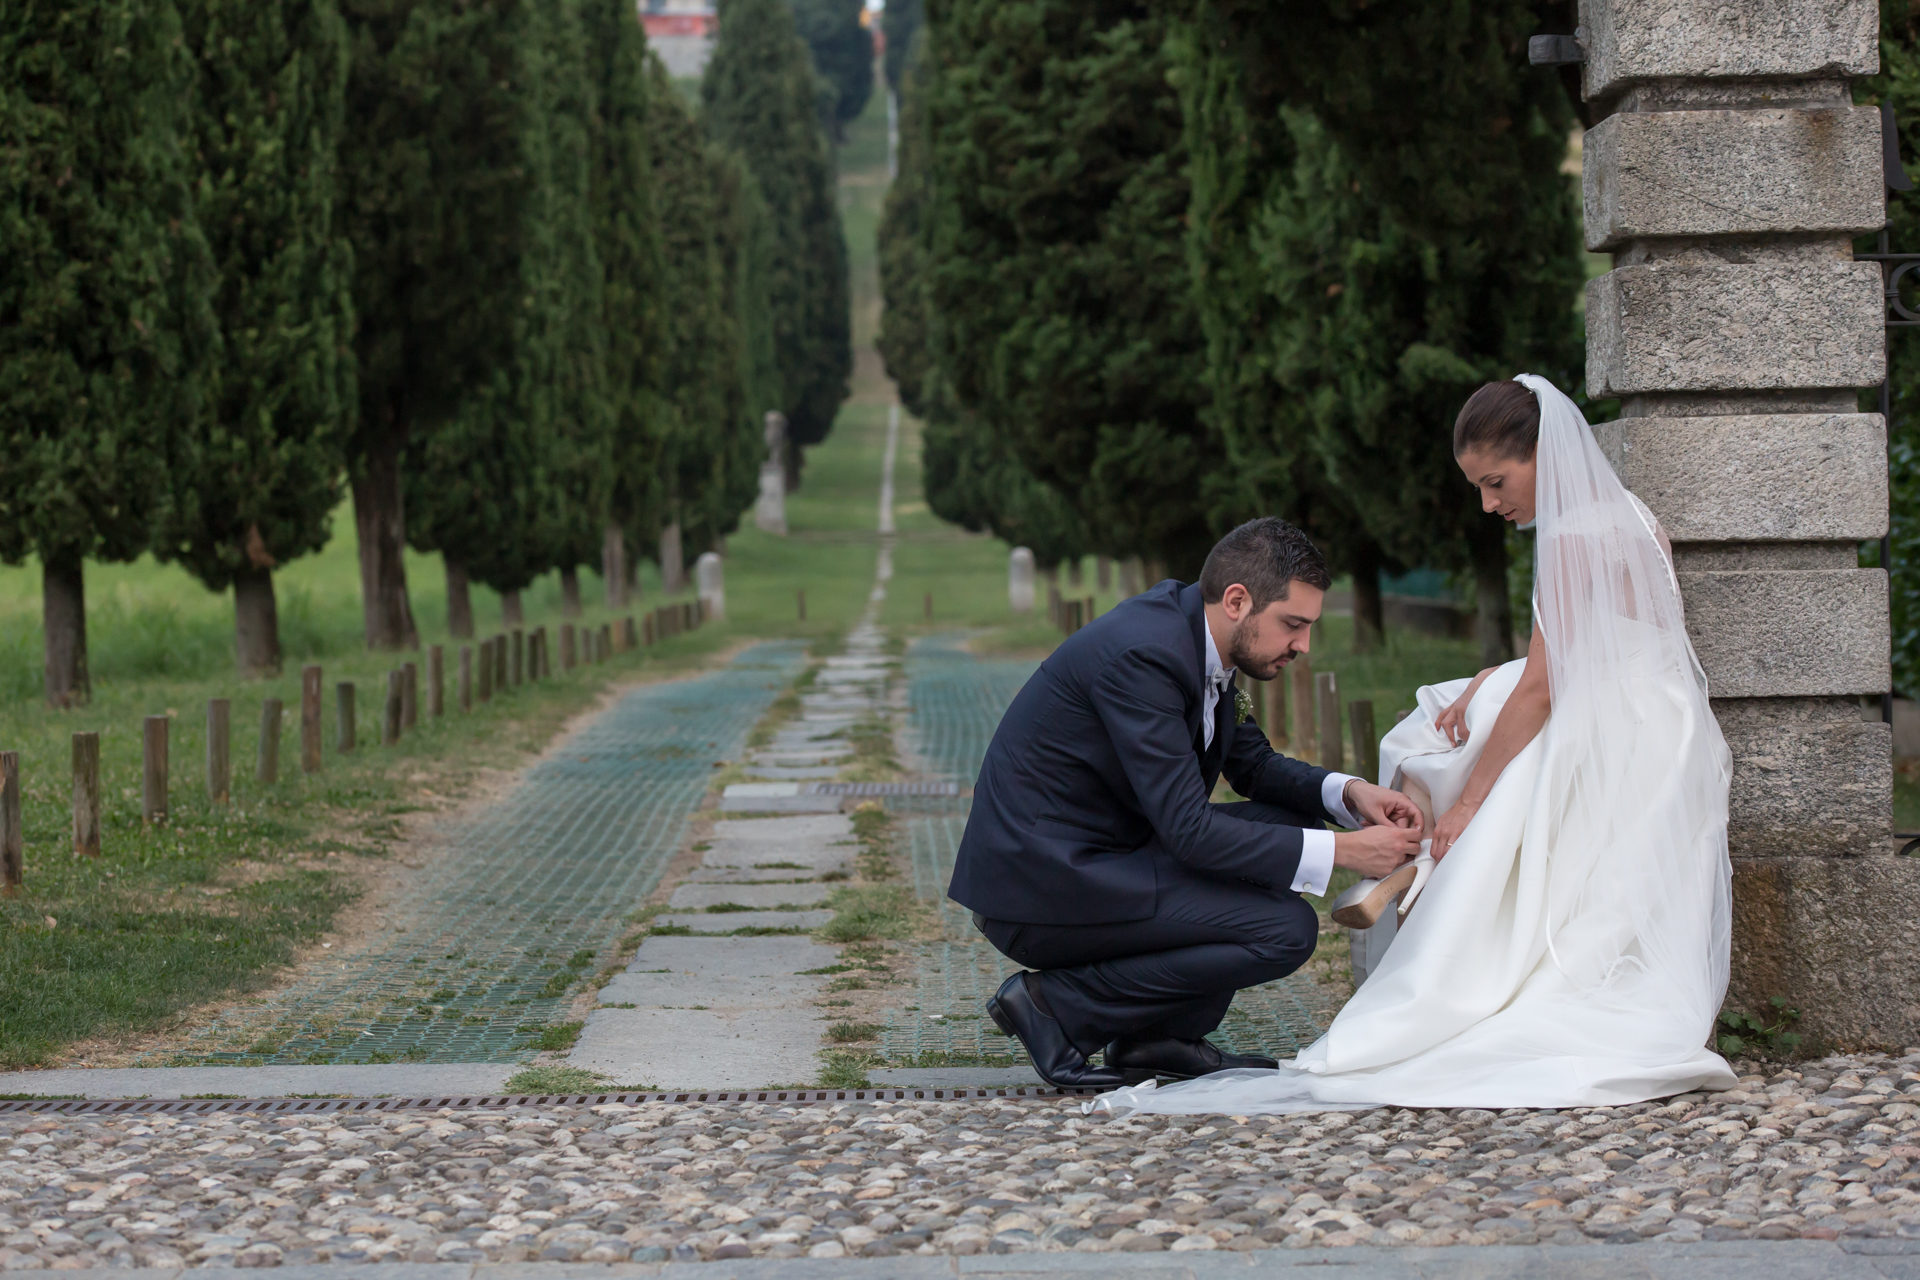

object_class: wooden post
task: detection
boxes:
[494,634,508,690]
[459,645,474,711]
[383,670,403,744]
[71,732,100,858]
[401,661,418,729]
[924,592,933,621]
[1262,675,1287,749]
[560,623,577,670]
[598,623,611,660]
[207,698,231,804]
[142,714,169,825]
[336,682,356,752]
[1349,699,1378,785]
[1,751,20,896]
[643,614,655,646]
[477,642,493,702]
[1086,595,1097,622]
[257,699,282,783]
[511,628,524,686]
[1289,657,1317,762]
[622,616,637,650]
[1314,672,1342,772]
[797,589,806,622]
[428,644,445,717]
[300,664,323,774]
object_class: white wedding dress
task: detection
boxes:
[1093,375,1737,1117]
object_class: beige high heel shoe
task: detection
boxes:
[1329,840,1435,929]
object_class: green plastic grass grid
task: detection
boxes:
[145,642,807,1066]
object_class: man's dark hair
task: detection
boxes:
[1199,517,1332,608]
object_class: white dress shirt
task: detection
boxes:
[1202,627,1353,897]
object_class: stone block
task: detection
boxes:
[1679,568,1887,696]
[1594,412,1886,542]
[1586,261,1883,395]
[1583,107,1882,250]
[1728,851,1920,1051]
[1580,0,1878,102]
[1715,697,1892,855]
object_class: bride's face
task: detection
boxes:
[1456,446,1537,526]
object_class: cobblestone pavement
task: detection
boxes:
[4,1054,1918,1269]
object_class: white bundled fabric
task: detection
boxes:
[1091,375,1736,1117]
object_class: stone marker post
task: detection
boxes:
[696,551,726,622]
[1577,0,1912,1045]
[1009,547,1035,613]
[755,411,789,535]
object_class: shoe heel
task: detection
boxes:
[986,997,1013,1038]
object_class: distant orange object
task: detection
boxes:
[641,11,715,38]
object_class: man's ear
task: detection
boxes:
[1223,582,1251,620]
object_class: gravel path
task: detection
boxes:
[4,1054,1918,1269]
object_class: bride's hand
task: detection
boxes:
[1430,799,1479,861]
[1434,668,1495,747]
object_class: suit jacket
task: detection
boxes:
[948,579,1335,925]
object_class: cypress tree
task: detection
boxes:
[338,0,565,649]
[1176,0,1584,661]
[879,35,1087,572]
[402,0,612,624]
[880,0,921,94]
[0,0,214,705]
[157,0,355,676]
[583,0,667,607]
[703,0,850,480]
[920,0,1217,576]
[790,0,873,139]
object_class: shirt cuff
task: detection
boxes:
[1292,829,1336,897]
[1321,772,1362,829]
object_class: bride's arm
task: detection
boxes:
[1429,625,1551,860]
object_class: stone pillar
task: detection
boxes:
[696,551,725,622]
[755,411,789,536]
[1009,547,1036,613]
[1579,0,1914,1047]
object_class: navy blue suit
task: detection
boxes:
[949,580,1335,1052]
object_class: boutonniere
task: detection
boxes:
[1234,687,1254,726]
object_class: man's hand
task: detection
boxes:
[1343,779,1423,831]
[1332,824,1422,879]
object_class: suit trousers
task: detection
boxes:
[973,801,1323,1055]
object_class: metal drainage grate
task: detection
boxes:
[806,781,961,797]
[0,1088,1092,1117]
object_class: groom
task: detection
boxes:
[949,517,1425,1087]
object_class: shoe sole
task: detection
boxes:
[1330,861,1420,929]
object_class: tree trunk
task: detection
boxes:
[1096,556,1112,590]
[603,523,627,609]
[659,521,686,593]
[1349,539,1385,655]
[1067,559,1083,588]
[559,567,583,618]
[351,433,418,651]
[42,552,88,708]
[782,446,802,494]
[501,588,524,626]
[233,565,281,677]
[445,558,474,639]
[1469,519,1514,668]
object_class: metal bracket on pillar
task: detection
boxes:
[1528,31,1585,66]
[1884,103,1914,193]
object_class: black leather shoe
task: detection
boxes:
[986,972,1128,1090]
[1102,1036,1278,1083]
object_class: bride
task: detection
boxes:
[1093,374,1737,1117]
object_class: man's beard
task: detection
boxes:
[1226,616,1289,681]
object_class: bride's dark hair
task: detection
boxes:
[1453,379,1539,460]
